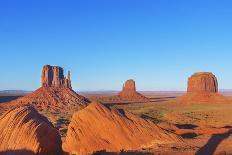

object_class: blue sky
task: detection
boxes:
[1,0,232,91]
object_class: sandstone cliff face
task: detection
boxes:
[42,65,71,89]
[178,72,228,104]
[118,79,148,101]
[122,79,136,92]
[0,106,63,155]
[187,72,218,93]
[63,101,181,155]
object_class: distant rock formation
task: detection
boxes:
[118,79,148,101]
[177,72,228,104]
[63,101,182,154]
[42,65,71,89]
[187,72,218,93]
[0,106,63,155]
[0,65,89,114]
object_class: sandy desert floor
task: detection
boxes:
[1,92,232,154]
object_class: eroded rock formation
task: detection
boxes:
[0,106,63,155]
[178,72,228,104]
[118,79,148,101]
[42,65,71,89]
[187,72,218,93]
[63,101,181,154]
[0,65,89,114]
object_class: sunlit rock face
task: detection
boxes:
[63,101,182,155]
[118,79,148,101]
[177,72,228,104]
[187,72,218,93]
[42,65,71,89]
[0,106,63,155]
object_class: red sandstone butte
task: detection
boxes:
[0,65,89,114]
[0,106,63,155]
[177,72,228,104]
[42,65,72,88]
[63,101,182,154]
[118,79,148,101]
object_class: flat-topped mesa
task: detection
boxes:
[177,72,228,104]
[187,72,218,93]
[42,65,72,89]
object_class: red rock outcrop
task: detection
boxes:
[177,72,228,104]
[42,65,72,89]
[0,65,89,114]
[0,106,63,155]
[118,79,148,101]
[4,87,89,112]
[63,101,181,154]
[187,72,218,93]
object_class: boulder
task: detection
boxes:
[0,106,63,155]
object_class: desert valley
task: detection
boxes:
[2,1,232,154]
[0,65,232,155]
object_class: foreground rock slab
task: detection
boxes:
[0,106,63,155]
[63,101,181,155]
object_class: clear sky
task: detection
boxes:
[1,0,232,91]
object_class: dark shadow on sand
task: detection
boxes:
[175,124,198,129]
[196,129,232,155]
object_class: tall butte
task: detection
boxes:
[177,72,228,104]
[0,65,89,114]
[42,65,72,88]
[118,79,148,101]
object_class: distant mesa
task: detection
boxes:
[118,79,148,101]
[0,65,89,114]
[63,101,182,154]
[187,72,218,93]
[0,106,63,155]
[42,65,72,89]
[177,72,228,104]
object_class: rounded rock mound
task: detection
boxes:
[0,106,63,155]
[63,101,181,154]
